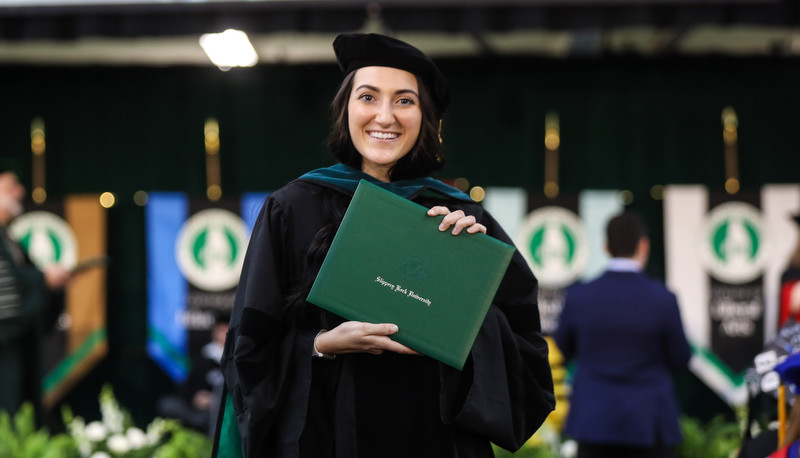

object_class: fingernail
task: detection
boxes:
[391,325,398,333]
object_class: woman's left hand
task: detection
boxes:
[427,206,487,235]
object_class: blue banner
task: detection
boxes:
[146,192,269,382]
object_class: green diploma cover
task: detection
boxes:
[307,180,515,370]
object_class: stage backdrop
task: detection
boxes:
[483,187,622,432]
[3,54,800,424]
[145,192,268,382]
[8,195,108,409]
[664,184,800,405]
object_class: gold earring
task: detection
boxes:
[438,118,443,144]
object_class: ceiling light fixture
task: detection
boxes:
[199,29,258,71]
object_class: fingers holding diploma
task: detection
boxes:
[427,206,487,235]
[315,321,419,356]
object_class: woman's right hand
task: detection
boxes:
[314,321,419,356]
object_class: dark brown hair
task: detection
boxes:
[326,70,445,181]
[606,211,648,258]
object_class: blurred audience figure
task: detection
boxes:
[766,352,800,458]
[778,215,800,328]
[157,310,228,436]
[0,163,72,424]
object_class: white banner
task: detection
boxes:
[664,184,800,406]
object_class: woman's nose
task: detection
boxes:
[374,101,394,125]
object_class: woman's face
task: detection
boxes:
[348,66,422,182]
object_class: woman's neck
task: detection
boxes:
[361,165,391,183]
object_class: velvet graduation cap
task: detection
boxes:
[333,33,451,118]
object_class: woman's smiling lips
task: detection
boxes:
[368,131,400,140]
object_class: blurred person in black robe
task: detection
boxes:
[213,33,555,458]
[0,163,72,424]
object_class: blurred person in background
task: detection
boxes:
[765,352,800,458]
[157,310,229,436]
[0,162,72,424]
[555,211,692,458]
[778,215,800,328]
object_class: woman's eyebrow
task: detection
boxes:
[354,84,419,98]
[354,84,379,93]
[395,88,420,97]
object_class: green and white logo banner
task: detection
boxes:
[664,184,800,406]
[11,211,78,269]
[483,188,621,335]
[484,187,621,433]
[9,195,108,409]
[146,192,267,382]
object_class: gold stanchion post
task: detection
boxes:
[721,107,740,195]
[30,117,47,204]
[544,112,560,199]
[779,383,786,447]
[205,118,222,201]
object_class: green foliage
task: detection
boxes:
[679,415,741,458]
[491,415,743,458]
[155,426,213,458]
[63,384,213,458]
[0,388,213,458]
[0,403,79,458]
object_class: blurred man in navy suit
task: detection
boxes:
[555,211,692,458]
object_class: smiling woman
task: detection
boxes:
[326,33,448,183]
[213,33,555,458]
[347,66,422,182]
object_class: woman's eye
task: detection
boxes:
[358,94,375,102]
[397,97,415,105]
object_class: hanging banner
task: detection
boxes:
[516,194,588,336]
[483,187,620,433]
[704,197,767,376]
[146,192,268,382]
[8,195,108,409]
[664,184,800,406]
[485,188,621,335]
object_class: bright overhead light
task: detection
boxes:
[199,29,258,71]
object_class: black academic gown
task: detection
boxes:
[0,228,53,423]
[220,170,555,458]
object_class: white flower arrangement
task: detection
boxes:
[63,385,173,458]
